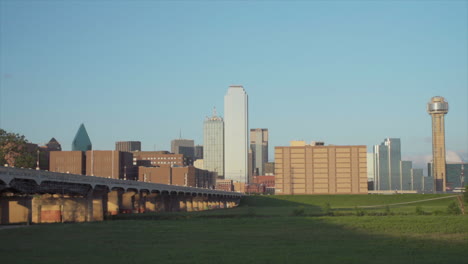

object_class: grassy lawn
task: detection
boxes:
[1,194,467,264]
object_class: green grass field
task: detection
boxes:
[1,194,467,264]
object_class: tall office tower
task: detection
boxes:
[115,141,141,152]
[171,139,195,158]
[427,96,449,192]
[72,123,92,151]
[400,160,413,190]
[203,108,224,178]
[250,128,268,177]
[373,138,401,190]
[411,168,424,191]
[224,85,248,182]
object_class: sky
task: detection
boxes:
[1,0,467,171]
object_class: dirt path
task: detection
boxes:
[357,195,460,208]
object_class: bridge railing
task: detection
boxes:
[0,166,243,197]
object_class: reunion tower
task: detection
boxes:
[427,96,449,192]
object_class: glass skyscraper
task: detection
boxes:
[203,108,224,178]
[224,86,248,183]
[250,128,268,178]
[72,123,92,151]
[373,138,402,190]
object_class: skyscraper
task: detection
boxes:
[373,138,401,190]
[427,96,449,192]
[224,85,248,183]
[250,128,268,178]
[203,108,224,178]
[72,123,92,151]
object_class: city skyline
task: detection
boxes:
[1,1,467,170]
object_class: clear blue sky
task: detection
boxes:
[1,1,467,170]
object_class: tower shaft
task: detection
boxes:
[431,113,447,192]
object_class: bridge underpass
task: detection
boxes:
[0,167,242,224]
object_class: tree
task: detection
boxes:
[0,129,35,168]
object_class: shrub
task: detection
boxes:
[384,205,392,215]
[354,207,365,216]
[446,201,461,215]
[415,206,425,215]
[292,206,306,216]
[323,202,333,216]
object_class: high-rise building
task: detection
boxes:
[411,168,424,191]
[250,128,268,178]
[275,142,367,195]
[428,162,467,191]
[367,153,375,183]
[194,145,203,160]
[373,138,401,190]
[400,160,413,190]
[203,108,224,178]
[115,141,141,152]
[427,96,449,192]
[171,139,194,159]
[224,85,249,183]
[72,124,92,151]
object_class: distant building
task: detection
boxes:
[428,162,467,191]
[194,145,203,160]
[86,150,136,180]
[400,160,413,190]
[138,166,215,188]
[264,162,275,175]
[367,153,374,184]
[250,128,268,177]
[132,151,188,167]
[194,159,204,170]
[115,141,141,152]
[203,108,224,178]
[224,85,249,183]
[49,151,86,175]
[373,138,401,190]
[46,138,62,151]
[72,124,92,151]
[171,139,194,159]
[275,143,367,195]
[411,168,424,191]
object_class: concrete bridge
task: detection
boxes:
[0,167,242,224]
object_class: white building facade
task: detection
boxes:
[224,86,249,183]
[203,108,224,178]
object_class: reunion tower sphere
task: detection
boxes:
[427,96,449,114]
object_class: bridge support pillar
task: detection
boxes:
[179,196,187,212]
[185,196,193,212]
[121,191,136,214]
[145,193,158,212]
[134,192,147,213]
[107,190,123,215]
[170,194,180,212]
[161,193,171,212]
[0,195,32,225]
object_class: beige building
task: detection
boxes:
[49,151,85,175]
[275,142,367,194]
